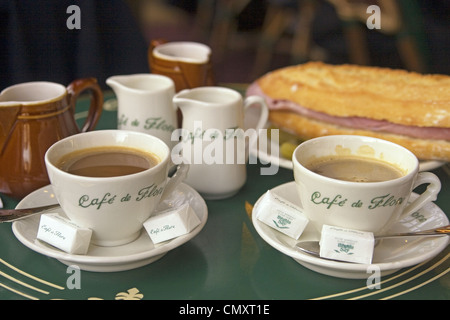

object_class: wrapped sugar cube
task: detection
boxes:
[256,190,309,239]
[143,203,201,244]
[319,225,375,264]
[37,213,92,254]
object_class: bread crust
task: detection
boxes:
[258,62,450,128]
[269,110,450,161]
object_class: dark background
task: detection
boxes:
[1,0,448,90]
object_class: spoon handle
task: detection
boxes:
[0,203,60,222]
[376,225,450,239]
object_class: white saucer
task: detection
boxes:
[12,183,208,272]
[252,182,449,279]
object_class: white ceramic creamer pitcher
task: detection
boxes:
[173,86,268,199]
[106,74,177,148]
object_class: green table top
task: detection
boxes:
[0,91,448,301]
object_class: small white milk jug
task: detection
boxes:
[107,74,178,148]
[173,86,268,199]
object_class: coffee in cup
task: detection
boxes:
[55,146,160,177]
[305,155,405,182]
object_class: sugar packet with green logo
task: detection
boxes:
[257,190,309,239]
[319,225,374,264]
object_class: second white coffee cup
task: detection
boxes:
[292,135,441,235]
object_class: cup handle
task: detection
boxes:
[400,172,441,219]
[67,78,104,132]
[160,162,189,201]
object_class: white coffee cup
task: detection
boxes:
[292,135,441,235]
[45,130,188,246]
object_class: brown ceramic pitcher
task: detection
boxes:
[0,78,103,199]
[148,39,215,92]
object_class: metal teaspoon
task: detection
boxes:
[295,225,450,258]
[0,203,60,222]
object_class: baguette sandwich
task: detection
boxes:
[247,62,450,162]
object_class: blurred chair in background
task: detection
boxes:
[195,0,262,62]
[329,0,429,72]
[251,0,429,77]
[252,0,325,78]
[209,0,251,62]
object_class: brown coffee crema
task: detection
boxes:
[56,146,160,178]
[305,155,404,182]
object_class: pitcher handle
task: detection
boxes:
[244,95,269,157]
[244,95,269,131]
[150,39,167,51]
[67,78,103,132]
[148,39,168,70]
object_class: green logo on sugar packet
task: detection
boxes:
[335,243,355,255]
[273,215,291,229]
